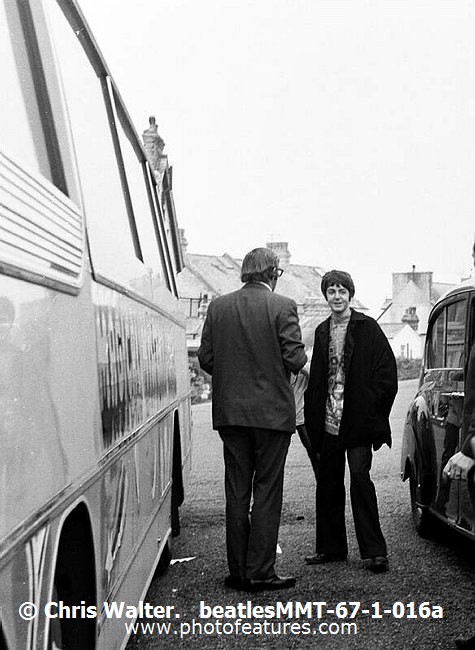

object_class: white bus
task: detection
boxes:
[0,1,192,648]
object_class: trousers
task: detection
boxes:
[219,426,291,580]
[316,433,387,559]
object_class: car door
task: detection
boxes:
[427,296,467,521]
[457,291,475,534]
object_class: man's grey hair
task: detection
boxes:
[241,247,280,284]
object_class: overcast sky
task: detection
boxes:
[78,0,474,313]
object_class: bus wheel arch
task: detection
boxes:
[171,411,184,537]
[0,626,9,650]
[48,503,97,650]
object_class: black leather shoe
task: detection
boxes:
[304,552,347,565]
[455,634,475,649]
[369,556,389,573]
[248,575,296,592]
[224,575,249,591]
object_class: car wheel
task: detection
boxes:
[409,463,434,538]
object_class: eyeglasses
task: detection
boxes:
[275,268,284,277]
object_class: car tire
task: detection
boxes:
[409,463,434,538]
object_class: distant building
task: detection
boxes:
[177,237,368,352]
[377,266,456,358]
[379,321,423,360]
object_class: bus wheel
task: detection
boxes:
[48,585,63,649]
[171,489,181,537]
[0,626,9,650]
[154,538,172,577]
[48,506,96,650]
[171,419,184,537]
[409,463,433,538]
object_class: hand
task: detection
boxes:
[443,451,475,481]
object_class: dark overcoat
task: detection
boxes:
[198,283,307,433]
[304,309,398,451]
[461,340,475,457]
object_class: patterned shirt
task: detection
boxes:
[325,315,350,435]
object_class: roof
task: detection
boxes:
[376,271,460,328]
[178,252,367,310]
[379,322,410,339]
[432,281,459,302]
[433,276,475,306]
[177,250,369,352]
[177,254,241,299]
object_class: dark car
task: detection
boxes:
[401,278,475,539]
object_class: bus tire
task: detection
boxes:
[48,506,96,650]
[0,627,9,650]
[171,417,184,537]
[171,491,180,537]
[154,538,172,577]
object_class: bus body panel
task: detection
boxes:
[0,0,191,647]
[0,270,100,542]
[0,273,191,649]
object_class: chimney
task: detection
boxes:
[179,228,188,256]
[392,269,432,305]
[142,116,168,185]
[266,241,291,267]
[402,306,419,331]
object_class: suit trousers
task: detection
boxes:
[316,433,387,559]
[219,426,291,580]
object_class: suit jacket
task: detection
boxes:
[198,282,307,432]
[304,309,398,451]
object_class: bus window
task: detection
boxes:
[162,170,183,278]
[1,0,84,290]
[0,0,51,179]
[114,117,170,294]
[42,0,147,293]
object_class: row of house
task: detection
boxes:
[176,236,369,357]
[177,238,460,362]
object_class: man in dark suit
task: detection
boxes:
[198,247,307,592]
[304,270,398,573]
[444,333,475,649]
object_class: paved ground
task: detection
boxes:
[127,379,475,649]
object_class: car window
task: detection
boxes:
[427,310,445,369]
[446,300,467,368]
[427,298,467,370]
